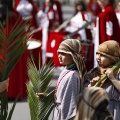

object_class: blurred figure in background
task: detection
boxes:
[43,0,60,30]
[14,0,46,67]
[53,0,63,25]
[93,0,120,67]
[85,0,101,16]
[14,0,38,31]
[36,9,49,64]
[58,0,93,41]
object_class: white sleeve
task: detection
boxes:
[48,11,54,20]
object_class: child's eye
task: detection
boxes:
[96,53,106,57]
[58,52,66,55]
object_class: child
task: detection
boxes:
[85,40,120,120]
[53,39,87,120]
[75,87,113,120]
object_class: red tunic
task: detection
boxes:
[97,5,120,44]
[94,5,120,67]
[7,12,29,100]
[54,0,63,24]
[46,7,59,30]
[88,0,101,16]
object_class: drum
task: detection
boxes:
[27,39,41,50]
[28,29,42,68]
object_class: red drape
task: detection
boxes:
[7,12,29,100]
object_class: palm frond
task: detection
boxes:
[0,19,30,81]
[7,97,18,120]
[27,59,55,120]
[0,14,30,119]
[27,83,40,120]
[39,90,54,120]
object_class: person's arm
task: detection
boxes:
[0,78,9,93]
[88,76,100,87]
[85,68,100,87]
[105,68,120,93]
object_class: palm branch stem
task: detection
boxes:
[94,61,120,87]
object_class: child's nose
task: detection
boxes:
[58,54,61,58]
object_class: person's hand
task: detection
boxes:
[0,78,9,93]
[36,93,46,100]
[105,68,115,80]
[88,76,100,87]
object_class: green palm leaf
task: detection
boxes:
[0,14,31,119]
[27,59,55,120]
[7,97,18,120]
[94,61,120,87]
[27,83,40,120]
[39,91,54,120]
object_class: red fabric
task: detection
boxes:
[43,2,59,30]
[54,0,63,24]
[46,31,64,66]
[28,0,38,28]
[14,0,20,10]
[52,32,64,66]
[88,0,101,16]
[84,42,94,71]
[96,3,102,16]
[98,5,120,44]
[6,12,29,99]
[81,12,92,41]
[88,0,94,13]
[46,8,58,30]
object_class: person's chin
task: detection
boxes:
[59,61,63,64]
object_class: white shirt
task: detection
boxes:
[16,0,33,17]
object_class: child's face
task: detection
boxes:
[45,0,51,7]
[58,52,74,66]
[76,4,83,11]
[97,0,109,9]
[96,53,112,68]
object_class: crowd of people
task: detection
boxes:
[36,0,120,120]
[0,0,120,120]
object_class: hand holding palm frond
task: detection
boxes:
[27,59,55,120]
[94,61,120,87]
